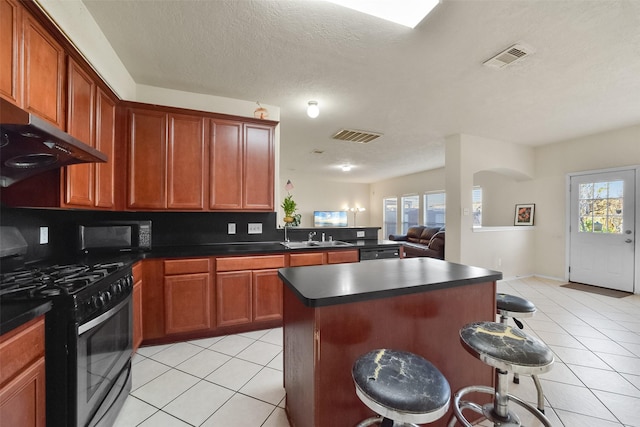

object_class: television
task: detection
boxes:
[314,211,348,227]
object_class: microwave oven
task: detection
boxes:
[78,220,152,253]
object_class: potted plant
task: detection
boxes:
[281,194,297,224]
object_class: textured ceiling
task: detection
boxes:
[81,0,640,183]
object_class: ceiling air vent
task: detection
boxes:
[332,129,382,144]
[483,43,534,69]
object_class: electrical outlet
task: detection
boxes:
[248,223,262,234]
[228,223,236,234]
[39,226,49,244]
[356,230,365,238]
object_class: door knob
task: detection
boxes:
[625,239,633,243]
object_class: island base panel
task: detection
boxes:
[283,281,496,427]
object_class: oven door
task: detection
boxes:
[76,296,133,427]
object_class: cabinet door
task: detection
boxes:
[22,13,64,128]
[132,277,143,352]
[209,119,243,210]
[0,0,21,105]
[128,108,167,209]
[252,269,283,322]
[0,357,45,427]
[94,87,116,208]
[243,123,274,210]
[168,114,206,209]
[216,271,252,327]
[64,58,95,207]
[164,273,211,334]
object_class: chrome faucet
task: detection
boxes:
[308,231,317,242]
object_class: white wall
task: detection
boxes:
[533,123,640,280]
[277,174,370,229]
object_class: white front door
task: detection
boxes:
[569,169,636,292]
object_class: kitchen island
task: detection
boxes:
[278,257,502,427]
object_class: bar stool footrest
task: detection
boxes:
[449,385,552,427]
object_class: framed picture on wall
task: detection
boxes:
[515,204,535,226]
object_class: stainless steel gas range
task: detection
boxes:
[0,260,134,427]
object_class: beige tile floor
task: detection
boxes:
[114,276,640,426]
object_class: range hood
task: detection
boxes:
[0,98,107,187]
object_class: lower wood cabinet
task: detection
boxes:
[132,261,143,352]
[138,250,360,345]
[216,255,285,328]
[0,316,46,427]
[163,258,211,335]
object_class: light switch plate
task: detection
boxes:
[39,226,49,244]
[248,223,262,234]
[228,223,236,234]
[356,230,365,238]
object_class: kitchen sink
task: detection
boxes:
[280,240,353,249]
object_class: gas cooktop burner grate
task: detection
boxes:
[0,261,126,299]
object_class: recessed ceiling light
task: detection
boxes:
[341,165,352,172]
[325,0,440,29]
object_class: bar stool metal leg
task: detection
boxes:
[497,294,546,413]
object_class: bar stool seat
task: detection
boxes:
[449,322,554,427]
[353,349,450,426]
[497,293,536,320]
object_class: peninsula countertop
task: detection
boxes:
[278,257,503,307]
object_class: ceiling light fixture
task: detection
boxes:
[341,164,352,172]
[325,0,440,29]
[307,101,319,118]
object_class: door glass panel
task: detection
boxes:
[578,180,623,233]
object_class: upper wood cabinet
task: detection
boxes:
[0,0,22,105]
[127,107,276,212]
[127,108,207,210]
[64,59,116,209]
[167,114,206,210]
[22,11,65,129]
[127,108,167,209]
[209,119,242,209]
[210,120,274,211]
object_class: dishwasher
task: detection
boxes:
[359,247,401,261]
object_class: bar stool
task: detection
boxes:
[497,293,546,413]
[448,321,554,427]
[353,349,451,426]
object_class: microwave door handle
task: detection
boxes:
[78,298,129,335]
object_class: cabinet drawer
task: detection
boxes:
[164,258,210,275]
[326,250,359,264]
[216,255,285,272]
[289,252,325,267]
[0,317,45,386]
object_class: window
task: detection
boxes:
[383,197,397,236]
[424,192,446,228]
[578,180,624,233]
[401,195,420,233]
[472,187,482,226]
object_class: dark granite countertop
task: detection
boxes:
[140,239,399,259]
[278,257,503,307]
[1,239,400,334]
[0,300,52,335]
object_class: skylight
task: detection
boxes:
[325,0,440,29]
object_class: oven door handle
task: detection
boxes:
[78,297,129,335]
